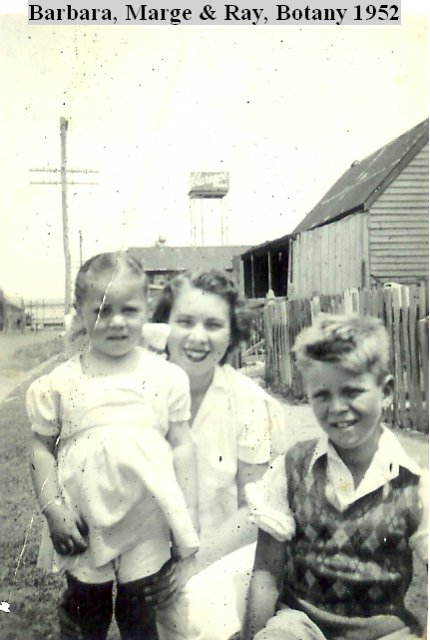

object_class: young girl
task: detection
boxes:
[26,252,199,640]
[241,314,427,640]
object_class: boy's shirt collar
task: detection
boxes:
[309,426,423,512]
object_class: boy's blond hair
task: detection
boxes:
[293,314,390,383]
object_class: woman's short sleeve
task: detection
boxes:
[246,454,296,542]
[234,373,288,464]
[26,375,61,436]
[165,363,191,423]
[265,394,289,458]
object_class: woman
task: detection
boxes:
[151,269,287,640]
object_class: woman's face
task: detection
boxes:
[167,285,231,379]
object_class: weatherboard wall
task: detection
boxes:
[368,142,429,285]
[288,212,369,299]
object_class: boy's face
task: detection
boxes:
[79,272,148,359]
[306,361,393,455]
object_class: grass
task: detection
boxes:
[0,372,65,639]
[0,336,70,639]
[0,341,119,639]
[11,336,63,372]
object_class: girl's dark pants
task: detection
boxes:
[59,571,159,640]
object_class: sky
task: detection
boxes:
[0,0,428,301]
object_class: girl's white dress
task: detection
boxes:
[26,348,199,576]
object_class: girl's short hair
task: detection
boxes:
[152,269,252,362]
[293,313,390,382]
[74,251,148,309]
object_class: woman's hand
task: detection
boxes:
[44,503,88,556]
[143,556,197,609]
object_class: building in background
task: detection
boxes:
[25,299,64,329]
[242,119,429,299]
[241,234,290,298]
[0,290,25,332]
[130,243,250,305]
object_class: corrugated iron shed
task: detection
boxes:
[129,245,250,272]
[293,118,429,234]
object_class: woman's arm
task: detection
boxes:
[30,433,88,555]
[145,460,268,607]
[194,460,268,572]
[241,529,286,640]
[167,420,199,532]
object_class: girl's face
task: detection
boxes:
[78,271,148,359]
[167,285,231,379]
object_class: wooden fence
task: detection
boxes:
[263,285,429,432]
[241,298,267,361]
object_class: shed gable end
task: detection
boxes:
[369,143,429,284]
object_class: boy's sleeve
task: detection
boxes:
[26,375,61,437]
[166,364,191,423]
[245,454,296,542]
[410,469,428,562]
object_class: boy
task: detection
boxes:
[241,314,428,640]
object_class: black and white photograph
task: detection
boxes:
[0,1,428,638]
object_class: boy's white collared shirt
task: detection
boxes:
[312,426,423,511]
[247,426,428,562]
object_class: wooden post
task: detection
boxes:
[60,117,72,313]
[418,315,429,429]
[267,251,272,292]
[250,254,255,298]
[199,199,205,245]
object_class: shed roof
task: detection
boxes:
[129,245,250,272]
[293,118,429,234]
[241,233,291,258]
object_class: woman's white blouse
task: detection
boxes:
[192,364,287,534]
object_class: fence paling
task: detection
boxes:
[409,288,423,430]
[382,289,395,425]
[392,289,406,426]
[418,317,429,420]
[401,286,413,430]
[262,285,428,432]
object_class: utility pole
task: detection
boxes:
[60,118,71,312]
[79,229,83,266]
[30,117,98,314]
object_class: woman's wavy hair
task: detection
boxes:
[152,269,253,364]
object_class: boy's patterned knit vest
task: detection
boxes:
[281,439,422,620]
